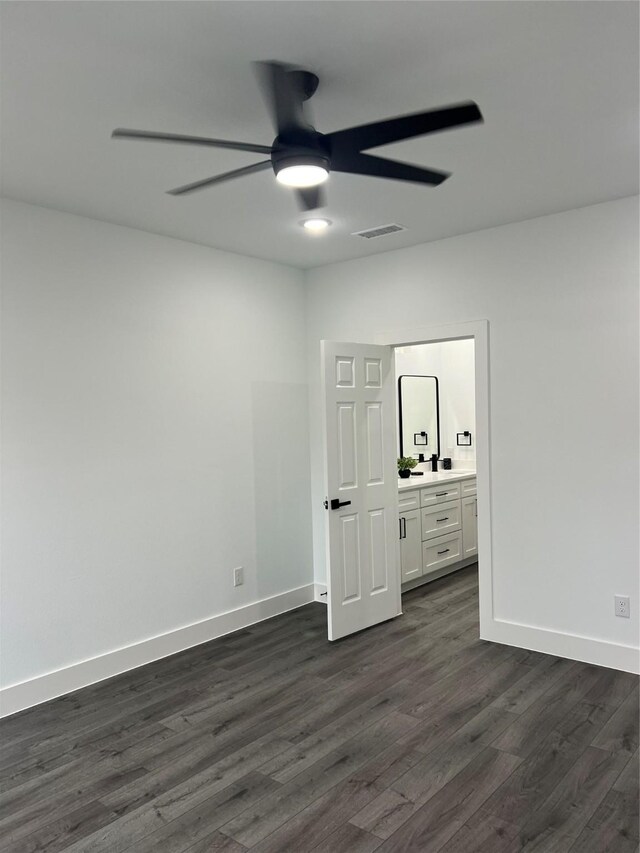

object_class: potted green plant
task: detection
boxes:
[397,456,418,479]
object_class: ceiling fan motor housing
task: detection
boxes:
[271,130,331,177]
[287,69,319,102]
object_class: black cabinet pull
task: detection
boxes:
[436,517,449,522]
[330,498,351,510]
[437,548,450,555]
[435,492,448,497]
[402,517,407,539]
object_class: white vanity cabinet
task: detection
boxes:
[398,488,422,581]
[423,530,463,574]
[421,499,461,540]
[421,482,461,507]
[461,478,477,498]
[398,474,477,587]
[461,492,478,559]
[399,509,422,582]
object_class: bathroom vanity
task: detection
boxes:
[398,470,477,588]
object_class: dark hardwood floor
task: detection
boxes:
[1,566,638,852]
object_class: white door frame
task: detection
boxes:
[370,320,492,637]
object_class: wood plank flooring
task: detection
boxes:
[1,566,638,853]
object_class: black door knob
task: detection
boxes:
[330,498,352,510]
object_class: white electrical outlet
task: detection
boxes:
[615,595,630,618]
[233,566,244,587]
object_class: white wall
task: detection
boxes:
[2,194,638,713]
[395,340,476,467]
[1,200,312,709]
[306,197,639,668]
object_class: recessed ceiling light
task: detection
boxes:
[302,218,331,233]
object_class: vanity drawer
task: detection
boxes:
[421,499,461,540]
[461,478,477,497]
[421,482,461,507]
[398,490,420,512]
[423,531,463,574]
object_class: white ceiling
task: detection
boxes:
[1,1,638,269]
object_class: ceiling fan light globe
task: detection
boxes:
[275,164,329,188]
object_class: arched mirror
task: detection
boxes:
[398,374,440,459]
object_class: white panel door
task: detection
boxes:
[321,341,401,640]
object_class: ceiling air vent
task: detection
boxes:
[352,223,406,240]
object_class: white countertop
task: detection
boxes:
[398,469,476,491]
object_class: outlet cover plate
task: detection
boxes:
[234,567,244,587]
[615,595,630,618]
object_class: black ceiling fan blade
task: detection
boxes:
[295,186,326,211]
[167,160,272,196]
[253,61,308,135]
[332,152,449,185]
[112,128,272,155]
[328,101,483,154]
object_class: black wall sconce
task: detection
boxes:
[456,430,472,446]
[413,431,428,446]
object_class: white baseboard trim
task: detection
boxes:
[483,617,640,674]
[314,583,327,603]
[5,585,635,718]
[0,583,316,718]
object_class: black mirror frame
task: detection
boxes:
[398,374,441,460]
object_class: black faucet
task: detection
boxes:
[429,454,439,472]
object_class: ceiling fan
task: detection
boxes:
[112,61,483,212]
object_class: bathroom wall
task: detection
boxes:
[395,339,476,468]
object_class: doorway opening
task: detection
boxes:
[380,319,491,640]
[395,338,478,607]
[321,320,492,642]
